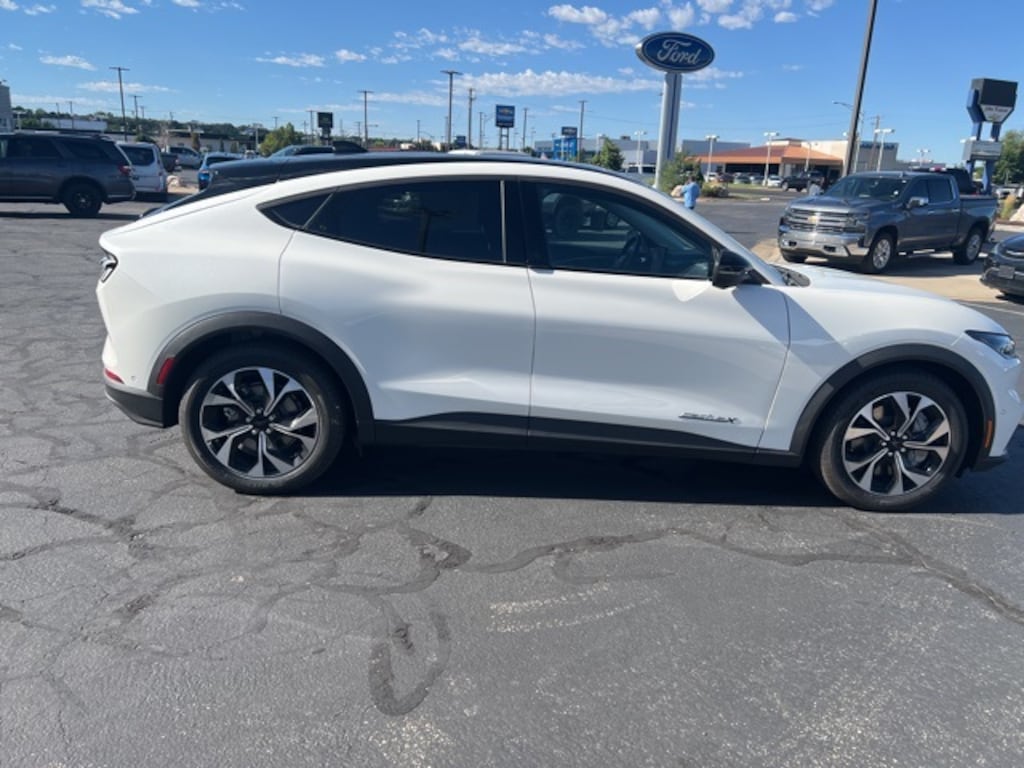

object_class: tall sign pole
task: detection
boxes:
[635,33,715,190]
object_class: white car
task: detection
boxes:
[117,141,168,200]
[96,154,1023,511]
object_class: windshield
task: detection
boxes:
[825,175,908,201]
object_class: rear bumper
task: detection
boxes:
[105,382,165,427]
[778,225,870,260]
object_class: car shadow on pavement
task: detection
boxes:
[302,437,1024,515]
[0,210,140,221]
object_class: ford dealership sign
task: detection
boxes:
[635,32,715,73]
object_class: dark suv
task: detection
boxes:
[780,171,823,192]
[0,132,135,216]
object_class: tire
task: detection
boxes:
[62,182,103,217]
[862,232,895,274]
[952,226,984,265]
[781,252,807,263]
[178,344,347,494]
[812,372,967,512]
[781,182,790,191]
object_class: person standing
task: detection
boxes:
[807,176,823,196]
[681,174,701,210]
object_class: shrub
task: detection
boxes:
[701,183,729,198]
[999,194,1019,220]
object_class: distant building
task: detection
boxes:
[0,83,13,132]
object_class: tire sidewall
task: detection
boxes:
[813,372,967,512]
[863,233,894,274]
[178,345,346,494]
[63,183,102,217]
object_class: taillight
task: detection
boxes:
[104,368,124,384]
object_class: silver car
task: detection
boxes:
[118,141,168,201]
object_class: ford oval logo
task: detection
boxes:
[635,32,715,74]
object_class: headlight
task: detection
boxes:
[967,330,1017,359]
[844,212,869,232]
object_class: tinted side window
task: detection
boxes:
[308,180,503,263]
[262,193,331,229]
[927,177,953,203]
[63,140,111,161]
[524,181,713,279]
[8,136,60,159]
[121,146,156,165]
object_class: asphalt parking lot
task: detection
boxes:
[2,196,1023,767]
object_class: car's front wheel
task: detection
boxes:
[178,345,346,494]
[813,372,967,512]
[862,232,895,273]
[953,226,984,265]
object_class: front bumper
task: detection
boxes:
[778,225,870,260]
[980,258,1024,297]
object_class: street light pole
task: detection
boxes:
[704,134,718,177]
[834,100,866,173]
[763,131,779,185]
[109,65,130,140]
[874,127,894,170]
[441,70,461,149]
[633,130,646,172]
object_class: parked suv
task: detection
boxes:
[96,153,1022,511]
[118,141,168,201]
[0,132,135,216]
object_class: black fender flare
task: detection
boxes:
[788,344,996,470]
[149,311,375,442]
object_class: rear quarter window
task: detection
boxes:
[261,194,331,229]
[121,146,156,165]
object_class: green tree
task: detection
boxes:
[994,129,1024,183]
[258,123,305,156]
[590,138,624,171]
[657,151,702,194]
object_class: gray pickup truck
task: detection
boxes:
[777,171,998,273]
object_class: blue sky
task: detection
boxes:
[1,0,1021,164]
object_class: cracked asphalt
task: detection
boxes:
[2,198,1023,768]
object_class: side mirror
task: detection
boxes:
[713,250,761,289]
[907,196,928,209]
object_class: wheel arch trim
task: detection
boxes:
[149,311,375,441]
[788,344,995,470]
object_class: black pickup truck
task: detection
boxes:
[777,171,998,273]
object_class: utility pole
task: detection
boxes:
[479,111,486,150]
[358,90,372,147]
[109,65,130,140]
[870,114,881,171]
[441,69,461,149]
[132,94,141,123]
[309,109,315,143]
[578,100,586,161]
[521,107,528,152]
[467,88,475,149]
[843,0,878,177]
[68,101,74,131]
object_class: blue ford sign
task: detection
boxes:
[635,32,715,73]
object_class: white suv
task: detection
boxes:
[96,154,1023,511]
[117,141,168,200]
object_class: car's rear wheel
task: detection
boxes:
[62,182,103,217]
[813,372,966,512]
[862,232,894,273]
[953,226,984,265]
[178,344,346,494]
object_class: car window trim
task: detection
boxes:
[517,177,717,280]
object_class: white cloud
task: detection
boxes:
[543,32,584,50]
[466,68,661,98]
[434,47,458,61]
[806,0,833,11]
[172,0,200,7]
[696,0,732,11]
[24,3,55,13]
[782,63,802,71]
[548,4,609,24]
[626,7,661,29]
[41,54,96,70]
[774,10,797,22]
[0,0,18,10]
[78,80,170,93]
[81,0,140,19]
[8,43,23,49]
[335,48,366,63]
[667,4,696,29]
[255,53,325,68]
[459,35,528,57]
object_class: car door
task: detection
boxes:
[1,135,64,198]
[901,177,958,250]
[278,177,535,439]
[519,179,791,452]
